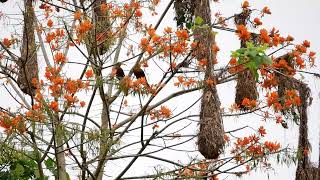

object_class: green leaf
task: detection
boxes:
[44,157,56,174]
[194,16,203,25]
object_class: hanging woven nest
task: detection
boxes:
[89,0,113,55]
[234,10,258,110]
[296,166,320,180]
[194,0,224,159]
[198,86,225,159]
[17,0,38,96]
[234,68,258,110]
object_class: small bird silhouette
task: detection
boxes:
[133,63,149,87]
[113,62,125,80]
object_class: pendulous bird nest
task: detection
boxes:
[198,85,225,159]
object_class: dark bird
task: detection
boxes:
[113,62,125,80]
[133,63,149,87]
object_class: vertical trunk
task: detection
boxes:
[195,0,224,159]
[234,10,258,110]
[17,0,38,96]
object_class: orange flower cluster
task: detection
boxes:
[0,112,26,133]
[283,89,301,107]
[273,58,295,75]
[76,20,92,35]
[178,161,209,178]
[140,27,191,58]
[2,38,11,48]
[241,98,257,109]
[261,72,278,89]
[231,133,281,166]
[54,52,67,64]
[174,75,197,88]
[266,92,282,112]
[264,141,280,152]
[150,106,172,120]
[253,18,263,26]
[236,25,250,41]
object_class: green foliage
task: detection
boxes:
[0,158,38,180]
[231,42,272,80]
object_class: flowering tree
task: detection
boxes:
[0,0,318,179]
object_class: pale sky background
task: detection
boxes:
[0,0,319,180]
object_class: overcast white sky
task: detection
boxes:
[0,0,319,180]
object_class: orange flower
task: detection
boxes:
[85,69,94,78]
[47,19,53,27]
[258,126,266,137]
[2,38,11,48]
[241,98,250,107]
[135,9,142,17]
[242,1,249,8]
[236,25,250,41]
[260,29,270,44]
[286,35,294,42]
[77,20,92,34]
[140,38,149,47]
[164,27,172,34]
[46,32,56,43]
[309,51,316,57]
[229,58,237,65]
[54,52,66,63]
[262,6,271,15]
[50,101,59,112]
[74,10,82,20]
[264,141,280,152]
[160,106,172,118]
[176,29,189,40]
[80,101,86,107]
[303,40,310,48]
[253,18,262,26]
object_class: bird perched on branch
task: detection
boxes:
[133,63,149,87]
[113,62,125,80]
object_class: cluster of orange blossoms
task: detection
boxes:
[140,27,193,60]
[174,75,197,88]
[266,90,301,112]
[231,131,281,163]
[149,105,172,120]
[241,98,257,109]
[178,161,215,179]
[0,112,25,133]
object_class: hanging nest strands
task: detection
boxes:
[294,83,319,180]
[234,10,258,110]
[173,0,195,29]
[194,0,224,159]
[17,0,38,96]
[91,0,112,55]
